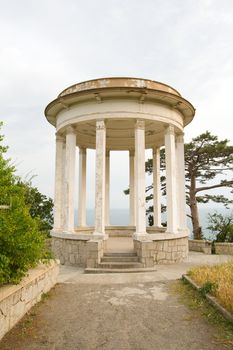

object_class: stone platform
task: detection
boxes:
[51,230,188,269]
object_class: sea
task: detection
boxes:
[75,206,233,240]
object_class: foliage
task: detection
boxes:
[185,131,233,204]
[18,180,54,236]
[0,123,50,284]
[199,281,218,297]
[207,212,233,242]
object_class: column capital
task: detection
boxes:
[79,147,86,155]
[135,119,145,130]
[176,133,184,143]
[165,125,175,135]
[66,125,76,135]
[96,120,105,130]
[55,133,65,142]
[152,146,160,155]
[129,149,135,157]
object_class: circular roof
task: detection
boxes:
[58,77,181,98]
[45,77,195,130]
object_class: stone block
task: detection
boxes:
[87,241,99,252]
[165,252,172,260]
[69,254,76,264]
[168,240,175,247]
[86,258,96,268]
[146,259,154,267]
[88,249,98,257]
[59,256,65,265]
[172,252,179,260]
[163,241,169,250]
[157,251,166,261]
[141,249,151,258]
[157,242,164,251]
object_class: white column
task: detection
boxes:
[53,134,65,231]
[129,150,135,226]
[105,150,110,226]
[64,126,76,232]
[78,147,86,226]
[61,139,66,229]
[176,133,187,230]
[165,125,178,233]
[134,120,147,237]
[94,120,106,237]
[153,147,161,227]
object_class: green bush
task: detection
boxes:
[0,194,50,284]
[207,212,233,242]
[0,122,50,285]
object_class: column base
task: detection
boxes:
[51,228,75,235]
[133,232,150,241]
[92,232,109,240]
[62,229,76,235]
[51,228,63,233]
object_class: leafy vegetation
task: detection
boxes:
[18,180,53,236]
[208,212,233,242]
[0,122,51,284]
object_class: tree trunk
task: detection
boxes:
[189,175,203,239]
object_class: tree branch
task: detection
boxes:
[195,180,233,193]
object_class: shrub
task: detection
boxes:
[0,122,50,284]
[207,212,233,242]
[0,193,50,284]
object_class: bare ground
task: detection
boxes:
[1,279,232,350]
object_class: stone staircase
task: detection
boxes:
[85,252,156,273]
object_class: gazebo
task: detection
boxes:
[45,77,195,269]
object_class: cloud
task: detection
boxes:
[0,0,233,207]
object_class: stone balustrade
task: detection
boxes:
[188,239,212,254]
[215,242,233,255]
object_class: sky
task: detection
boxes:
[1,0,233,210]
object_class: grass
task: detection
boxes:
[188,260,233,314]
[171,280,233,348]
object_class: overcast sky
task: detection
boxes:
[1,0,233,210]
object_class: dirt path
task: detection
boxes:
[1,279,232,350]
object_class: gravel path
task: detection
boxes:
[1,279,231,350]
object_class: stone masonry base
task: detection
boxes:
[134,235,188,267]
[51,235,106,268]
[188,239,212,254]
[52,237,88,266]
[215,242,233,255]
[52,233,189,268]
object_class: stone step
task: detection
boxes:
[103,252,137,257]
[101,256,139,263]
[98,262,143,269]
[85,267,157,274]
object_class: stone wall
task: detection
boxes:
[134,236,188,267]
[188,239,212,254]
[106,226,134,237]
[0,260,59,341]
[215,242,233,255]
[52,237,88,266]
[86,239,106,268]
